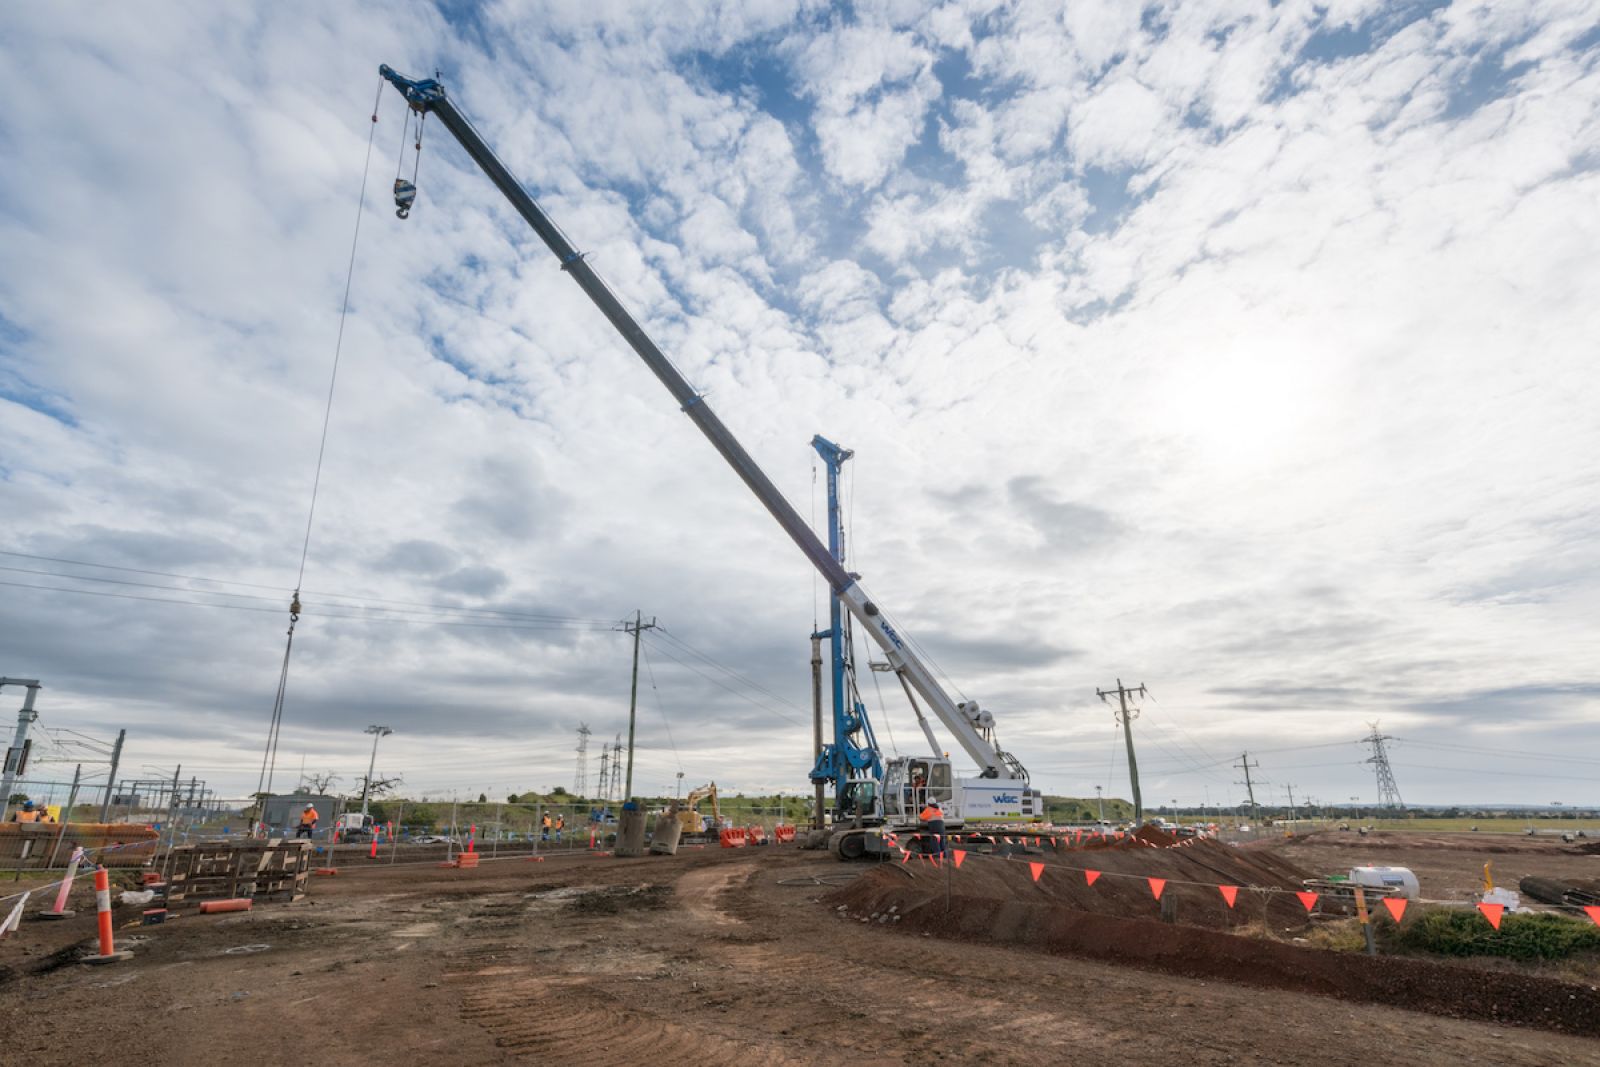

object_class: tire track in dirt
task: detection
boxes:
[437,876,801,1064]
[458,973,797,1064]
[675,866,744,926]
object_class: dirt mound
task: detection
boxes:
[825,850,1600,1036]
[876,837,1314,930]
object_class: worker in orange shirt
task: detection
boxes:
[919,800,945,857]
[296,804,319,839]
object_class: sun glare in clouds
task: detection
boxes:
[1157,338,1328,476]
[1,3,1597,804]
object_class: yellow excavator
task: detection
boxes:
[675,783,720,835]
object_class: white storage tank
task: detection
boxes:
[1349,865,1420,900]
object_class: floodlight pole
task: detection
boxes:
[0,679,41,822]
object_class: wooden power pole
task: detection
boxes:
[622,611,657,801]
[1097,679,1147,826]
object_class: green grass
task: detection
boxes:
[1390,909,1600,961]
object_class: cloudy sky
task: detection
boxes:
[2,1,1598,811]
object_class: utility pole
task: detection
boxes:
[811,633,825,829]
[573,723,591,797]
[1362,722,1404,810]
[622,611,658,802]
[1285,783,1298,824]
[1234,752,1261,828]
[1095,784,1105,823]
[99,729,125,822]
[0,679,42,822]
[1097,679,1146,826]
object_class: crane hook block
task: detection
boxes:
[393,178,417,219]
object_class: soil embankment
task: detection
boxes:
[828,840,1600,1036]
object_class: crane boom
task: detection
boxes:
[379,65,1025,782]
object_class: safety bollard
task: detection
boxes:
[40,848,83,919]
[85,867,132,964]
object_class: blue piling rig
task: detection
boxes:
[808,435,882,821]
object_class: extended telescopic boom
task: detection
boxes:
[379,65,1025,782]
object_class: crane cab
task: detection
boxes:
[883,756,955,825]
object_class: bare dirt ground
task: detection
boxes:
[1277,828,1600,901]
[3,842,1599,1066]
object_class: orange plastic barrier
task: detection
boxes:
[456,852,481,869]
[747,826,767,845]
[198,898,253,914]
[773,825,796,844]
[719,828,747,848]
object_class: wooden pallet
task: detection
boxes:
[165,839,312,904]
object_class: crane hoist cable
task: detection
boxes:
[252,78,385,822]
[393,103,425,218]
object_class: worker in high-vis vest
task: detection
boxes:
[10,800,42,823]
[919,800,945,857]
[541,812,552,841]
[296,804,319,839]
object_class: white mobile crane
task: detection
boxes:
[378,66,1043,857]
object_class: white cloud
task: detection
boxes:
[1,2,1598,810]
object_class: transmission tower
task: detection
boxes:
[608,732,623,801]
[1363,722,1404,810]
[597,743,611,804]
[574,723,592,797]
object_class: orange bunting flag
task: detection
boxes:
[901,849,912,864]
[1030,862,1044,883]
[1478,902,1504,930]
[1585,905,1600,928]
[1085,869,1102,886]
[930,854,941,868]
[1148,877,1167,901]
[1381,897,1407,922]
[953,849,967,868]
[1296,891,1318,913]
[1218,885,1239,908]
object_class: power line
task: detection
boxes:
[640,634,806,729]
[0,579,619,633]
[652,627,806,714]
[1392,736,1600,766]
[0,551,614,623]
[638,641,683,774]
